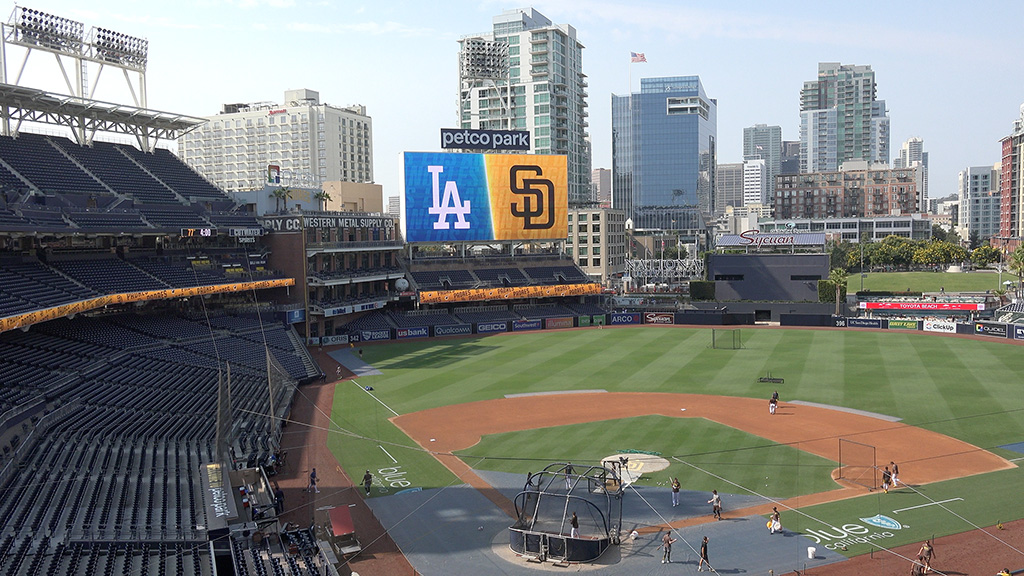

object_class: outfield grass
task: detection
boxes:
[846,270,1008,293]
[331,328,1024,486]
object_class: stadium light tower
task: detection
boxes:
[1,6,149,105]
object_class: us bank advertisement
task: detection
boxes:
[402,152,568,242]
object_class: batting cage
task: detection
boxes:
[509,462,624,563]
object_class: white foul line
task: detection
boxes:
[354,380,399,417]
[379,445,398,464]
[893,498,963,514]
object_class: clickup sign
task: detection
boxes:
[440,128,530,151]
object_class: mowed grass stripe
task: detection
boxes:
[459,416,838,499]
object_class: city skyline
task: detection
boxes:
[5,0,1023,205]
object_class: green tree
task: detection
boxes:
[829,268,848,316]
[827,240,852,271]
[871,235,917,269]
[270,186,294,212]
[968,229,981,250]
[931,224,948,243]
[971,245,1001,267]
[846,241,876,271]
[913,241,968,267]
[1009,245,1024,295]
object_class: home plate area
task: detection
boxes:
[600,452,669,486]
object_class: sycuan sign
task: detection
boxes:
[716,230,826,249]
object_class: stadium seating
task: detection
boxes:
[116,146,230,203]
[524,265,590,284]
[49,256,169,293]
[49,138,183,204]
[410,269,476,289]
[0,133,111,197]
[474,267,529,286]
[0,311,314,575]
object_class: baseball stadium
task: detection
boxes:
[0,7,1023,576]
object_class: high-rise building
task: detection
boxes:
[743,159,768,206]
[458,8,591,203]
[742,124,782,204]
[780,140,801,175]
[999,104,1024,244]
[591,168,611,205]
[799,63,889,174]
[958,164,1000,242]
[611,75,717,238]
[715,162,744,215]
[179,89,372,193]
[895,137,929,211]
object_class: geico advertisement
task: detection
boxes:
[402,152,568,242]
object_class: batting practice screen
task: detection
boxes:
[401,152,568,242]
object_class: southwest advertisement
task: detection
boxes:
[402,152,568,242]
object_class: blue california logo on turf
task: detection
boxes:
[859,514,902,530]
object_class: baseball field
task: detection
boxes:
[323,326,1024,573]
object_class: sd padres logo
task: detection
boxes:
[509,165,554,230]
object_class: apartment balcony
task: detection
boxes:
[531,67,549,77]
[530,44,548,54]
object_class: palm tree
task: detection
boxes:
[829,268,848,316]
[270,187,293,213]
[314,190,333,211]
[1009,245,1024,298]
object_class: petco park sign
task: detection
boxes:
[440,128,530,151]
[716,230,826,249]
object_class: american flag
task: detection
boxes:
[630,52,647,63]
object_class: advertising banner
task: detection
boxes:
[396,326,429,340]
[923,319,956,333]
[283,308,305,324]
[846,317,883,329]
[592,315,606,326]
[974,322,1008,338]
[860,302,983,311]
[1015,325,1024,340]
[609,312,641,325]
[476,321,508,334]
[512,319,543,331]
[886,319,920,330]
[419,283,600,304]
[402,152,568,242]
[0,278,294,334]
[644,312,674,325]
[433,324,472,337]
[545,317,574,330]
[360,329,392,342]
[320,334,350,346]
[577,315,592,327]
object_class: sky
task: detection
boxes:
[8,0,1024,203]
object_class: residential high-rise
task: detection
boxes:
[715,162,744,215]
[179,89,372,193]
[743,159,768,206]
[591,168,611,205]
[742,124,782,204]
[799,63,890,173]
[611,76,717,238]
[895,137,929,211]
[998,104,1024,244]
[958,164,1000,243]
[458,8,591,203]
